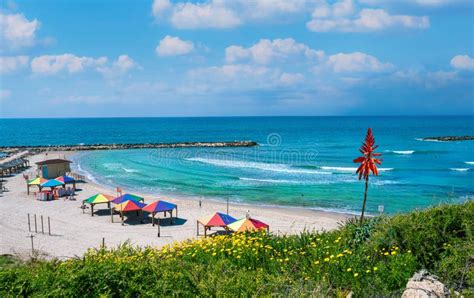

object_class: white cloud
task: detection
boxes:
[415,0,452,6]
[225,38,324,64]
[152,0,172,17]
[450,55,474,71]
[0,89,12,100]
[31,54,107,75]
[0,13,39,49]
[307,0,429,32]
[97,55,139,78]
[156,35,194,56]
[325,52,393,72]
[0,55,29,74]
[151,0,312,29]
[279,72,304,85]
[190,64,272,81]
[170,1,241,29]
[238,0,311,19]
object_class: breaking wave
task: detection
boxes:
[187,158,331,175]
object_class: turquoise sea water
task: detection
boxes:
[1,116,473,214]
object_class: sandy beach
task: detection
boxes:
[0,151,352,259]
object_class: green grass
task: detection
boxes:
[0,201,472,297]
[0,255,19,270]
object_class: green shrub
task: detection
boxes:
[0,201,472,296]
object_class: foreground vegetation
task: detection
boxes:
[1,202,472,296]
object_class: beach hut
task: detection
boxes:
[36,159,72,179]
[55,175,76,189]
[26,177,47,195]
[197,212,237,237]
[83,193,114,216]
[113,200,146,225]
[112,193,144,204]
[227,217,269,232]
[143,200,178,226]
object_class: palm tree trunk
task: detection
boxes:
[360,176,369,223]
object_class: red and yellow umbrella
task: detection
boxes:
[227,218,269,232]
[114,200,146,212]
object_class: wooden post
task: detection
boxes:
[196,221,199,236]
[41,215,44,234]
[204,226,207,237]
[102,237,105,248]
[157,215,160,237]
[111,205,114,223]
[152,212,155,226]
[34,214,37,233]
[121,211,124,226]
[176,206,178,218]
[48,217,51,235]
[30,234,34,254]
[27,213,31,232]
[91,204,94,216]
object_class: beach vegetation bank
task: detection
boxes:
[0,201,472,296]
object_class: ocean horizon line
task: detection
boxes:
[1,114,474,120]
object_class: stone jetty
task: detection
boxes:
[0,141,258,152]
[422,136,474,142]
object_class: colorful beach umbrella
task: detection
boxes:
[84,193,114,205]
[198,212,237,227]
[40,179,64,188]
[112,193,144,204]
[27,177,47,185]
[227,218,269,232]
[143,200,177,213]
[114,200,146,212]
[55,175,75,184]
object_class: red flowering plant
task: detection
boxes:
[353,128,382,223]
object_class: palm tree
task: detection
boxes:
[353,128,382,223]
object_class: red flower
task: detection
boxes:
[353,128,382,180]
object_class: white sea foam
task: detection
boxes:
[450,168,470,172]
[187,157,331,175]
[239,176,398,186]
[320,166,394,172]
[122,167,139,173]
[392,150,415,155]
[415,138,443,142]
[239,177,303,184]
[74,161,99,183]
[465,161,474,165]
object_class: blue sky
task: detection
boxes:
[0,0,473,118]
